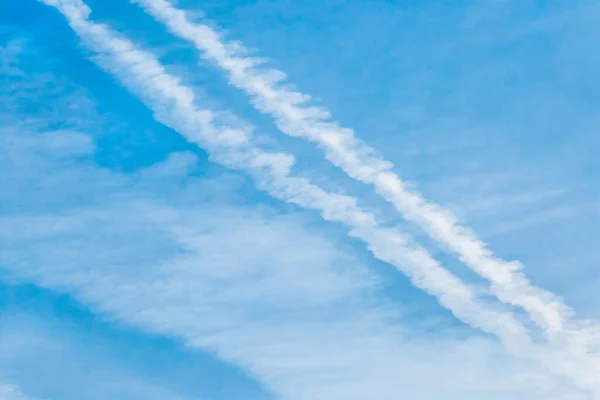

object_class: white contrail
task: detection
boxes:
[39,0,599,394]
[134,0,576,340]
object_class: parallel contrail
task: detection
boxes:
[39,0,598,395]
[134,0,576,340]
[37,0,526,346]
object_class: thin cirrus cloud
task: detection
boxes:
[133,0,585,342]
[0,384,39,400]
[32,0,600,395]
[2,0,598,398]
[0,120,569,400]
[0,59,568,399]
[34,0,533,351]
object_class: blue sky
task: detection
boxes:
[1,0,600,398]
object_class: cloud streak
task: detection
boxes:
[133,0,580,343]
[1,103,585,399]
[0,124,565,400]
[0,384,40,400]
[37,0,599,395]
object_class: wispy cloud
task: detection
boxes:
[31,0,600,395]
[35,0,530,347]
[38,0,534,336]
[0,384,40,400]
[133,0,584,343]
[0,93,575,400]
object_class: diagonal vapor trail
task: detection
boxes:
[133,0,584,343]
[38,0,599,395]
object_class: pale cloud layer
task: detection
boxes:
[0,86,572,399]
[0,384,40,400]
[2,0,600,398]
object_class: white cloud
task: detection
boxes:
[37,0,600,393]
[0,384,40,400]
[0,58,577,397]
[133,0,586,343]
[3,3,596,398]
[0,123,575,400]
